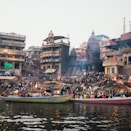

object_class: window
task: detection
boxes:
[43,67,45,71]
[35,51,39,55]
[107,68,110,75]
[15,55,20,58]
[15,63,19,69]
[112,68,114,73]
[1,54,6,57]
[128,56,131,64]
[55,66,59,69]
[124,57,127,65]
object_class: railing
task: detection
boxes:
[105,48,131,56]
[0,57,25,62]
[102,60,124,66]
[105,51,122,56]
[122,48,131,53]
[41,59,60,63]
[40,51,60,58]
[0,49,25,55]
[0,32,25,38]
[1,39,25,47]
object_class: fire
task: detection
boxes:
[13,89,19,95]
[128,76,131,82]
[118,79,124,84]
[112,76,117,81]
[35,83,38,88]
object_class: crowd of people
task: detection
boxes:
[62,72,130,99]
[0,71,131,98]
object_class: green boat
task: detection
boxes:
[3,95,71,103]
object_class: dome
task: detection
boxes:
[87,31,100,51]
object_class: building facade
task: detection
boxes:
[40,31,70,76]
[0,32,26,76]
[103,32,131,77]
[26,46,41,67]
[96,35,110,60]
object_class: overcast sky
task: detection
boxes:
[0,0,130,49]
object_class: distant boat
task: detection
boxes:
[3,95,71,103]
[70,97,131,105]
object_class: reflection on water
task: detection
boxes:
[0,102,131,131]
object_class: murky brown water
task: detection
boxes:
[0,102,131,131]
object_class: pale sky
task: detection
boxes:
[0,0,130,49]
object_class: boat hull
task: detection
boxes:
[3,95,71,103]
[70,97,131,105]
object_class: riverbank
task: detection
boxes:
[0,72,131,98]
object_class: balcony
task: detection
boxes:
[102,60,124,66]
[40,51,60,58]
[41,59,60,63]
[0,57,25,62]
[105,51,123,57]
[122,48,131,53]
[123,64,131,69]
[106,48,131,57]
[1,40,25,47]
[0,32,26,41]
[0,49,25,55]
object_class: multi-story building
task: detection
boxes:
[102,32,131,77]
[23,46,41,77]
[0,32,26,76]
[96,35,110,60]
[26,46,41,67]
[40,31,70,76]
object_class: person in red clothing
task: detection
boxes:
[102,93,105,98]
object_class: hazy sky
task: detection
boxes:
[0,0,130,49]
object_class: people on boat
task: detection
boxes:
[101,93,105,98]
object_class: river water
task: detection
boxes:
[0,102,131,131]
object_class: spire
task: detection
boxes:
[92,30,95,35]
[70,47,76,57]
[129,21,131,32]
[123,17,126,34]
[67,33,70,44]
[48,30,54,37]
[48,30,54,44]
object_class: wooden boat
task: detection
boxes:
[3,95,71,103]
[70,97,131,105]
